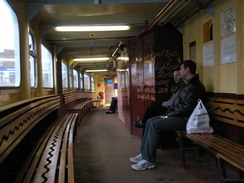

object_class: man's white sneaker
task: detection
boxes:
[131,159,156,171]
[129,153,142,163]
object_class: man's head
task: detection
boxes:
[173,70,181,84]
[180,60,196,79]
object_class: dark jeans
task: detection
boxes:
[109,97,117,113]
[141,116,187,163]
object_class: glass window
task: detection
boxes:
[80,73,83,89]
[69,68,73,88]
[41,44,53,88]
[73,69,78,88]
[91,77,94,91]
[61,62,68,88]
[0,0,20,87]
[29,33,37,88]
[84,74,90,90]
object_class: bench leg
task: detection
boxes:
[217,157,227,183]
[217,157,244,183]
[177,134,187,169]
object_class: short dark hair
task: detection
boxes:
[181,60,196,74]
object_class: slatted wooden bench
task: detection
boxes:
[62,92,84,105]
[62,92,97,123]
[0,95,60,181]
[67,99,96,123]
[17,113,78,183]
[176,97,244,183]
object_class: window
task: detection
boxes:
[84,74,90,90]
[41,44,53,88]
[0,0,20,87]
[73,69,78,88]
[61,62,68,88]
[69,68,73,88]
[29,33,37,87]
[91,77,94,91]
[80,73,83,89]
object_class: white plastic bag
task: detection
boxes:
[186,99,213,134]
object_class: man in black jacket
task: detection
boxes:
[130,60,207,171]
[134,69,182,128]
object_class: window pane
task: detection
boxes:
[91,77,94,91]
[62,62,68,88]
[0,0,20,87]
[41,44,53,88]
[73,69,78,88]
[29,55,36,87]
[28,34,34,51]
[84,74,90,90]
[69,68,72,88]
[80,73,83,89]
[29,34,36,88]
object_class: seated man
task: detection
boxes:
[130,60,207,171]
[134,68,182,128]
[105,97,118,114]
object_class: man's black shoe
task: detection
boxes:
[134,121,145,128]
[106,111,114,114]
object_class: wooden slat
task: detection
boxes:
[187,134,244,162]
[209,97,244,105]
[67,114,76,183]
[58,116,72,183]
[217,153,244,172]
[213,116,244,128]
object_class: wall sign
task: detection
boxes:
[221,7,236,37]
[203,43,214,67]
[221,35,236,64]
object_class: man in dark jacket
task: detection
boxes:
[130,60,206,171]
[135,68,182,128]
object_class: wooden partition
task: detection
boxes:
[128,24,183,137]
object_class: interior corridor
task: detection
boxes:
[73,108,220,183]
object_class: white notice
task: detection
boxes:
[203,43,214,67]
[221,35,236,64]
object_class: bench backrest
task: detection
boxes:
[63,92,84,105]
[207,97,244,144]
[0,95,60,164]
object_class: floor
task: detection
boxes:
[73,108,220,183]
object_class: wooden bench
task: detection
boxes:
[17,113,78,183]
[62,92,97,123]
[0,95,60,181]
[176,97,244,183]
[0,95,60,164]
[62,92,84,105]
